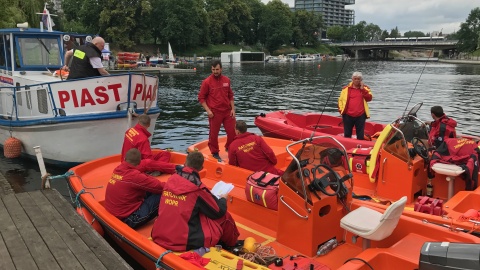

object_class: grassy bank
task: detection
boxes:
[113,43,341,57]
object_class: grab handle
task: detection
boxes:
[381,157,387,183]
[279,196,308,219]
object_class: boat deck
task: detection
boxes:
[0,172,131,270]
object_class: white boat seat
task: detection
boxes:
[431,163,465,200]
[340,196,407,249]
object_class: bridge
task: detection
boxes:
[335,40,458,59]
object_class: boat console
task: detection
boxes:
[419,242,480,270]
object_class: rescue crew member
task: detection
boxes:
[63,36,109,79]
[121,114,176,174]
[228,120,284,175]
[425,106,457,149]
[105,148,165,228]
[152,152,240,251]
[338,71,373,140]
[198,60,236,160]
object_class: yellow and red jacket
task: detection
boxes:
[338,82,372,118]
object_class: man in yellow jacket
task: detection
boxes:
[338,72,373,140]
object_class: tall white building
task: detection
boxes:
[294,0,355,28]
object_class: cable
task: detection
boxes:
[344,257,374,270]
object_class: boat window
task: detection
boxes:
[37,89,48,114]
[0,36,5,67]
[25,86,32,110]
[382,127,410,162]
[282,140,350,205]
[16,37,61,67]
[16,83,22,106]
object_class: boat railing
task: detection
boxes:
[0,73,160,121]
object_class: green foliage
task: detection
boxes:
[457,7,480,52]
[326,26,344,41]
[291,10,323,47]
[404,31,426,37]
[260,0,293,53]
[389,27,400,38]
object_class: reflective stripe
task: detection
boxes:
[73,50,86,59]
[261,190,267,207]
[249,186,254,201]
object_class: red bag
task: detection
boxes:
[246,171,280,210]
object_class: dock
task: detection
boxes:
[108,66,197,75]
[0,172,132,270]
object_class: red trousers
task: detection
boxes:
[137,151,176,174]
[208,111,236,154]
[217,211,240,247]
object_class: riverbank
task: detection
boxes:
[438,59,480,65]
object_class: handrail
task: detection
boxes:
[279,196,308,219]
[285,135,352,214]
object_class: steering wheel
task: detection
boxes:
[309,164,342,196]
[412,137,429,160]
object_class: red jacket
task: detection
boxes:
[121,124,153,161]
[104,162,165,219]
[152,167,227,251]
[228,132,279,174]
[429,115,457,148]
[198,74,234,113]
[430,138,479,190]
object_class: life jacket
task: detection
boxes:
[67,43,102,80]
[429,115,457,148]
[430,138,480,191]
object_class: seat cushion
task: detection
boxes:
[340,206,382,234]
[431,163,464,177]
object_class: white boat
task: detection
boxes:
[0,17,160,166]
[166,42,178,68]
[296,54,315,61]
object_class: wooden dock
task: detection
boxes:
[0,173,132,270]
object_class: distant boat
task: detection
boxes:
[167,42,178,67]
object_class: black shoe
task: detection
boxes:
[212,153,222,161]
[147,171,162,176]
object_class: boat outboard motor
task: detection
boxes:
[419,242,480,270]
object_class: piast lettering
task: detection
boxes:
[132,83,156,101]
[57,83,122,108]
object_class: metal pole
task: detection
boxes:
[34,146,50,189]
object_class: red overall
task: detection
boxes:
[152,167,239,251]
[228,132,284,175]
[104,161,165,219]
[121,124,175,174]
[428,115,457,148]
[198,74,236,154]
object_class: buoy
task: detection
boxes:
[243,236,257,252]
[194,67,197,71]
[318,64,321,68]
[4,137,22,158]
[76,207,104,236]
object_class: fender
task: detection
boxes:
[369,124,393,182]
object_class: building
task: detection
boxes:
[294,0,355,28]
[220,51,265,63]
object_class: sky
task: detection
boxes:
[262,0,478,35]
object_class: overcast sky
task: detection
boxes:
[262,0,478,35]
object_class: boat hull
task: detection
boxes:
[0,111,159,166]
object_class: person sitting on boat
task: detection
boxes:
[105,148,165,228]
[63,36,110,79]
[228,120,284,175]
[425,106,457,149]
[338,71,373,140]
[152,151,240,251]
[121,114,176,175]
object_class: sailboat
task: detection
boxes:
[167,42,178,68]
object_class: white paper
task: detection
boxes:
[211,181,234,199]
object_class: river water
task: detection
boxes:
[2,60,480,195]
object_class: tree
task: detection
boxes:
[223,0,253,44]
[326,25,344,42]
[404,31,425,38]
[242,0,265,45]
[389,27,400,38]
[100,0,152,49]
[380,30,389,41]
[364,23,382,41]
[291,10,323,47]
[259,0,293,53]
[0,0,24,28]
[456,7,480,52]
